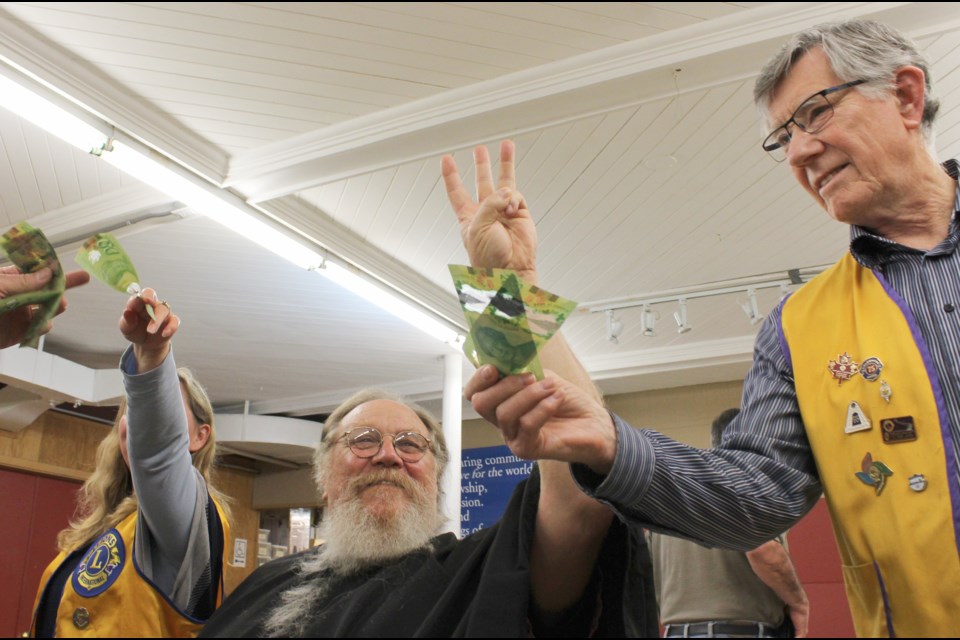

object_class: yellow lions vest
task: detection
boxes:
[781,253,960,637]
[31,500,229,638]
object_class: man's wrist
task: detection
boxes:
[585,412,617,475]
[517,269,539,286]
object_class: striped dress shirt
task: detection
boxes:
[573,160,960,550]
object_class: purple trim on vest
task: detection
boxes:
[775,294,794,372]
[873,269,960,556]
[874,562,896,638]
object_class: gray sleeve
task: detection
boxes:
[135,473,215,614]
[572,306,822,550]
[122,345,210,606]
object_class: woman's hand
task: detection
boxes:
[119,287,179,373]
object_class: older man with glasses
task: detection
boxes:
[445,18,959,638]
[199,389,657,637]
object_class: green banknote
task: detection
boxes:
[76,233,155,320]
[0,222,66,348]
[449,265,577,379]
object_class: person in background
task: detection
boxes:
[649,409,809,638]
[200,389,657,637]
[30,289,230,637]
[444,18,960,636]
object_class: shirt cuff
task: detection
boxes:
[571,413,657,507]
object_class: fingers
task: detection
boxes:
[467,366,562,442]
[0,267,52,296]
[464,365,505,403]
[473,187,527,230]
[443,140,519,223]
[498,139,516,191]
[145,297,173,336]
[118,306,139,335]
[120,288,175,338]
[473,144,494,202]
[441,155,474,222]
[160,311,180,339]
[64,269,91,290]
[505,190,524,218]
[492,378,562,443]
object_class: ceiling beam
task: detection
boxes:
[0,7,229,184]
[259,196,465,329]
[225,2,926,201]
[219,335,757,417]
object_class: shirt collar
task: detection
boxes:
[849,159,960,269]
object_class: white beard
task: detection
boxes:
[263,469,443,637]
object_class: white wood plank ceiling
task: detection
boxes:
[1,2,960,457]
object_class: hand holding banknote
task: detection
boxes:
[119,287,178,374]
[464,365,617,474]
[443,140,617,474]
[0,222,91,349]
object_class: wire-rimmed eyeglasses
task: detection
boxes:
[339,426,432,463]
[762,79,866,162]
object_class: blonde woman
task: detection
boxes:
[31,289,230,637]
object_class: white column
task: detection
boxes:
[441,350,463,536]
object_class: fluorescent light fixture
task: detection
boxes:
[315,260,463,345]
[0,67,106,153]
[101,138,463,345]
[0,65,465,346]
[102,139,323,270]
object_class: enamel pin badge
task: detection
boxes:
[881,416,918,444]
[828,352,860,385]
[845,401,872,433]
[880,380,893,403]
[860,357,883,381]
[908,474,927,492]
[855,452,893,496]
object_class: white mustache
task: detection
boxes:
[348,470,418,497]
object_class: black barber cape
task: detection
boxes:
[200,467,657,637]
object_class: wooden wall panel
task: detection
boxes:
[214,467,260,595]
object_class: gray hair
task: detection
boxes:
[313,389,449,496]
[754,19,939,145]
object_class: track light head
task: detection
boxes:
[606,309,623,344]
[673,298,692,334]
[740,289,764,325]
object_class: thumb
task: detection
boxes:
[0,267,52,296]
[473,188,518,229]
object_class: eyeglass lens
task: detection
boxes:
[764,93,834,161]
[763,80,865,162]
[345,427,429,461]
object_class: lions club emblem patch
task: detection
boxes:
[72,528,125,597]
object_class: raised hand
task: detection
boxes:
[465,364,618,474]
[442,140,539,283]
[118,287,179,372]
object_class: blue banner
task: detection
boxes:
[460,444,532,537]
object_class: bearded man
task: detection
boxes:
[200,389,656,637]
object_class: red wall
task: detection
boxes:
[0,468,81,637]
[789,497,856,637]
